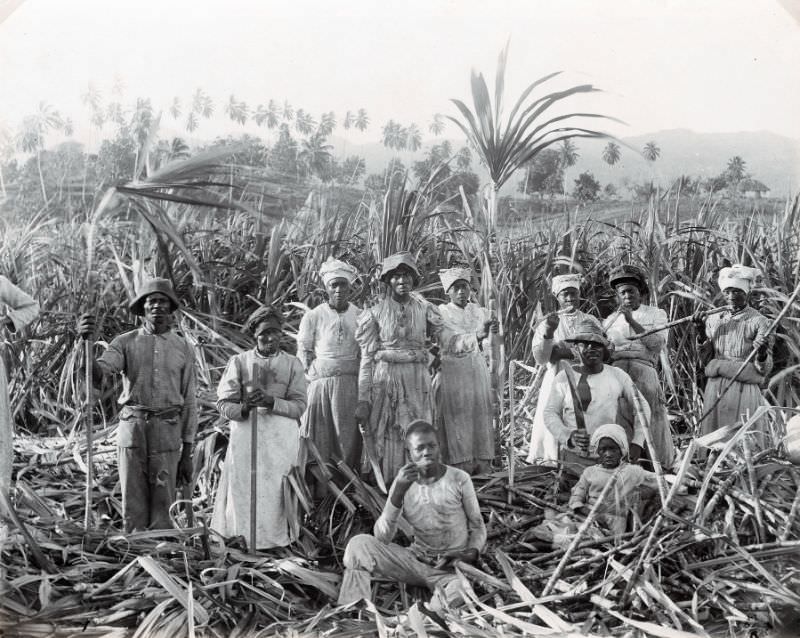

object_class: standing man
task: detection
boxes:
[543,321,650,470]
[338,420,486,611]
[604,265,675,469]
[78,278,197,532]
[298,258,362,472]
[434,267,497,474]
[355,252,443,483]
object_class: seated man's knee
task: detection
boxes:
[343,534,379,569]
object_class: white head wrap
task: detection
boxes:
[589,423,629,458]
[439,267,473,293]
[718,264,759,294]
[552,274,582,296]
[320,257,358,287]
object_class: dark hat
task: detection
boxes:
[244,305,284,337]
[564,320,611,349]
[609,264,648,293]
[129,278,180,316]
[380,252,421,285]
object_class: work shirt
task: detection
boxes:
[97,326,198,443]
[296,302,361,372]
[604,305,668,367]
[374,466,486,559]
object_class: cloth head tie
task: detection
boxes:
[319,257,359,286]
[718,264,759,294]
[552,274,582,296]
[439,267,473,293]
[589,423,629,458]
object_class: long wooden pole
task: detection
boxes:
[84,333,94,530]
[249,362,258,553]
[507,359,516,504]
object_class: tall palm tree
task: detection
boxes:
[169,97,181,120]
[602,141,621,166]
[81,83,102,112]
[266,100,280,129]
[429,113,445,136]
[185,111,198,133]
[318,111,336,137]
[282,101,294,122]
[17,102,64,201]
[406,123,422,153]
[343,111,355,130]
[225,95,249,125]
[382,120,402,150]
[643,141,660,162]
[726,155,747,186]
[295,109,316,136]
[254,104,269,126]
[297,133,333,182]
[355,108,369,132]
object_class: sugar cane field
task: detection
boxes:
[1,47,800,638]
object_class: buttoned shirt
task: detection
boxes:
[97,325,198,443]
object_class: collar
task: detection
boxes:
[139,323,172,337]
[253,347,281,360]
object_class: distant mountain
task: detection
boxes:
[328,129,800,197]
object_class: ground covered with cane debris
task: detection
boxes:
[3,420,799,637]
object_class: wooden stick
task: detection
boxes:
[627,306,726,341]
[249,362,258,554]
[84,338,94,531]
[507,359,516,504]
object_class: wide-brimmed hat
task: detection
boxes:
[380,252,421,285]
[564,320,610,348]
[244,305,285,337]
[129,278,180,316]
[609,264,648,294]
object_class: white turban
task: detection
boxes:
[718,264,759,294]
[439,267,473,293]
[589,423,629,458]
[320,257,358,286]
[552,274,582,296]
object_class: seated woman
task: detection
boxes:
[569,423,660,536]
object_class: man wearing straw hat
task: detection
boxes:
[693,264,773,446]
[434,266,497,474]
[604,265,675,469]
[78,278,197,532]
[298,258,362,477]
[543,320,649,471]
[355,252,443,483]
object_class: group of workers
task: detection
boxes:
[0,253,776,611]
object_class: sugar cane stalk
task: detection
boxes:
[249,362,258,553]
[627,305,726,341]
[507,359,516,503]
[84,337,94,530]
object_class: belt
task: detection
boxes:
[123,405,182,420]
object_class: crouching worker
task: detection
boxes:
[337,420,486,611]
[569,423,660,535]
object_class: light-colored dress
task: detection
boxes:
[297,302,361,467]
[212,349,307,549]
[434,302,494,465]
[356,293,443,482]
[700,306,773,443]
[527,311,602,463]
[543,364,650,461]
[0,277,38,543]
[605,305,675,468]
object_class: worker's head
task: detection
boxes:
[590,424,629,469]
[551,274,582,312]
[718,265,759,311]
[129,279,180,331]
[320,258,358,311]
[405,420,440,468]
[610,265,648,310]
[244,306,284,356]
[565,321,610,371]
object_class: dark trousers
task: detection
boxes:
[117,406,182,532]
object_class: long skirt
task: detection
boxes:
[613,359,675,469]
[701,377,770,448]
[435,353,494,465]
[212,411,299,549]
[526,364,560,464]
[301,373,361,468]
[369,360,431,483]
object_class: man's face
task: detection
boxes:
[448,280,470,307]
[388,266,414,298]
[576,340,605,366]
[597,437,622,469]
[556,287,579,312]
[616,283,642,310]
[256,325,282,355]
[407,431,440,468]
[723,287,748,311]
[143,292,173,327]
[326,278,351,310]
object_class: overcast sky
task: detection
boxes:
[1,0,799,145]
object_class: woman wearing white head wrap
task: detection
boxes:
[433,267,497,474]
[693,265,774,447]
[297,258,363,479]
[526,273,603,464]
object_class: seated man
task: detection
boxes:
[337,420,486,610]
